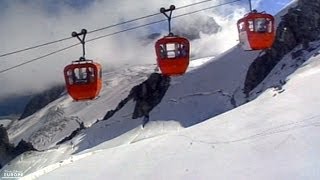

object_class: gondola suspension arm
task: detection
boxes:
[160,5,176,36]
[72,29,88,61]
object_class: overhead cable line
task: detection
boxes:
[88,0,241,42]
[0,0,227,58]
[0,0,240,74]
[0,43,80,74]
[0,37,74,58]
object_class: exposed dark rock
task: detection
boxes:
[102,73,171,121]
[291,49,304,59]
[12,140,37,156]
[0,125,9,145]
[0,125,36,169]
[244,0,320,96]
[131,73,171,119]
[19,85,65,120]
[0,125,13,169]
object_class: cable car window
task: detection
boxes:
[267,18,273,33]
[99,68,102,79]
[87,67,95,83]
[238,21,246,32]
[74,67,90,84]
[66,69,74,85]
[176,43,188,57]
[166,43,176,58]
[254,18,268,32]
[159,44,167,58]
[248,20,254,31]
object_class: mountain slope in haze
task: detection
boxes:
[6,65,156,150]
[0,95,31,120]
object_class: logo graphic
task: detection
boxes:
[1,170,24,179]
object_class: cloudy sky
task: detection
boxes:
[0,0,294,98]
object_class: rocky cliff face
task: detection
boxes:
[0,125,36,169]
[103,73,170,120]
[0,125,11,166]
[131,73,171,119]
[244,0,320,96]
[19,85,65,120]
[59,73,170,145]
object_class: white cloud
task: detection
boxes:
[0,0,244,97]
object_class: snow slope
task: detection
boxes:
[3,40,316,179]
[0,119,11,128]
[25,41,320,179]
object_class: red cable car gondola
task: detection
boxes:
[64,60,102,101]
[63,29,102,101]
[237,10,275,51]
[155,35,190,76]
[155,5,190,76]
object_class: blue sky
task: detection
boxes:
[254,0,294,15]
[0,0,294,15]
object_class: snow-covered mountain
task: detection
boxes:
[2,0,320,179]
[32,47,320,179]
[4,39,320,179]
